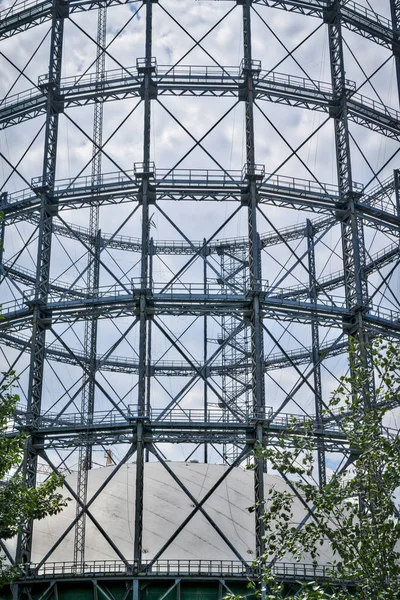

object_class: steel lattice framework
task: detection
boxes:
[1,0,400,598]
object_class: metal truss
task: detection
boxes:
[1,0,400,597]
[73,1,106,569]
[2,67,400,141]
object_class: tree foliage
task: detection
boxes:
[226,339,400,599]
[0,373,69,588]
[0,215,72,590]
[0,215,67,586]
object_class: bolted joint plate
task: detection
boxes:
[139,79,158,100]
[329,102,345,119]
[37,316,53,329]
[51,0,69,18]
[342,310,368,336]
[322,6,337,25]
[46,201,59,216]
[51,97,65,114]
[240,190,261,206]
[137,185,156,205]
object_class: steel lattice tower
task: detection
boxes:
[1,0,400,598]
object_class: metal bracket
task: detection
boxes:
[51,0,69,18]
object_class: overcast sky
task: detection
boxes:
[1,0,400,470]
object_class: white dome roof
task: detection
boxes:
[27,462,333,565]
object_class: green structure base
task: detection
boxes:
[1,578,258,600]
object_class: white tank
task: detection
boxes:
[25,462,334,566]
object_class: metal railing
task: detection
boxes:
[4,285,399,325]
[5,64,400,149]
[14,406,274,429]
[9,404,356,435]
[3,166,361,212]
[350,92,400,124]
[0,86,44,111]
[22,558,335,580]
[0,0,49,20]
[341,0,391,30]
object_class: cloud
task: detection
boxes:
[0,0,399,482]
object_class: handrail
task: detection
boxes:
[0,0,394,49]
[2,64,400,143]
[0,282,349,315]
[7,404,353,434]
[0,0,49,20]
[2,283,399,324]
[21,558,336,580]
[0,328,346,375]
[9,404,394,440]
[5,166,343,209]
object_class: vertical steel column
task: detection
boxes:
[394,169,400,217]
[74,4,106,567]
[219,246,250,464]
[0,216,5,271]
[325,0,373,403]
[17,0,67,566]
[203,239,208,463]
[390,0,400,103]
[240,0,265,559]
[73,230,101,566]
[306,219,326,487]
[145,235,154,463]
[0,196,6,289]
[134,0,154,572]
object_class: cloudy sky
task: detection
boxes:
[1,0,400,550]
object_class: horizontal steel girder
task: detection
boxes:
[12,557,347,584]
[6,407,397,451]
[0,0,139,38]
[3,174,396,252]
[1,288,400,338]
[6,408,352,445]
[2,172,399,236]
[0,0,394,49]
[255,1,394,48]
[0,329,347,374]
[2,67,400,143]
[3,236,398,303]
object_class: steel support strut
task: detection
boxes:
[219,242,250,464]
[203,239,209,464]
[306,219,326,487]
[73,2,106,568]
[0,217,5,275]
[16,0,66,567]
[134,0,155,572]
[390,0,400,103]
[326,1,374,402]
[395,169,400,217]
[240,0,266,560]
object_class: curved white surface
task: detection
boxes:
[26,462,334,564]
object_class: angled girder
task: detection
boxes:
[255,0,394,48]
[0,0,139,39]
[3,233,399,305]
[0,329,347,374]
[2,0,400,589]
